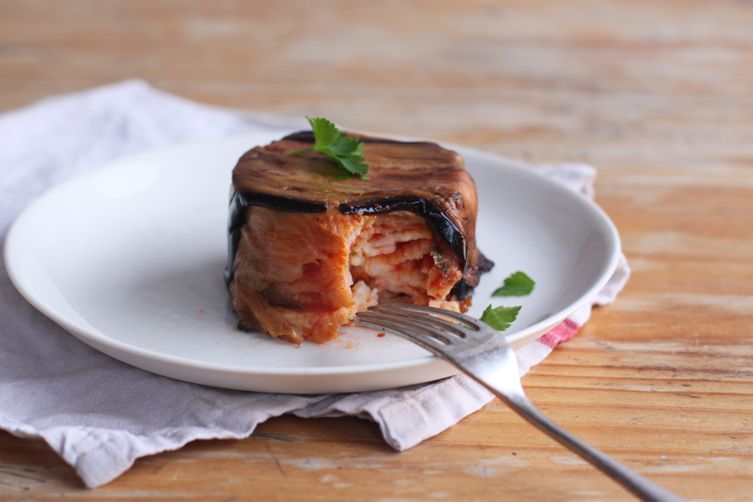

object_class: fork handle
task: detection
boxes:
[495,390,683,501]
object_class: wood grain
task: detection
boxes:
[1,0,752,500]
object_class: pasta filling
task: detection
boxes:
[348,211,463,313]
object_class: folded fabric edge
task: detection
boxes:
[44,413,292,489]
[372,375,494,451]
[0,402,310,488]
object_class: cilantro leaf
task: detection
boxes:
[306,116,368,178]
[492,271,535,297]
[480,305,521,331]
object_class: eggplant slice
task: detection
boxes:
[226,131,493,344]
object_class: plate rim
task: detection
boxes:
[4,134,621,379]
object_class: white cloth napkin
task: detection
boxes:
[0,81,629,488]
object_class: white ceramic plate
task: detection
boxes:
[4,132,620,394]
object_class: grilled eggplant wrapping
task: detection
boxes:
[226,131,493,344]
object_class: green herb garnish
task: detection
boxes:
[492,271,535,297]
[301,116,369,179]
[480,305,521,331]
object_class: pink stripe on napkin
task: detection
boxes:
[537,318,581,349]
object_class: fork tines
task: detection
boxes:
[355,304,484,352]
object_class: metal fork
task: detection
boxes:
[356,304,683,502]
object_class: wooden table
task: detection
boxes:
[2,1,752,499]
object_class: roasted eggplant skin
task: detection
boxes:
[226,131,493,298]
